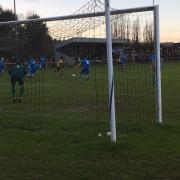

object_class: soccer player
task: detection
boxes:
[55,56,64,77]
[39,56,45,69]
[76,57,90,81]
[27,57,37,78]
[149,52,156,85]
[149,52,156,71]
[0,58,5,76]
[119,53,127,70]
[8,61,27,103]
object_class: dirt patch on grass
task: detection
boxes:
[63,105,107,113]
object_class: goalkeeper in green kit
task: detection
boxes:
[8,61,27,103]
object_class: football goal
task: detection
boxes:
[0,0,161,142]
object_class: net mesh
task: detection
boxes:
[0,0,156,135]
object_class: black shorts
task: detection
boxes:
[11,77,24,86]
[57,66,64,71]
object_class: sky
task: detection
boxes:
[0,0,180,42]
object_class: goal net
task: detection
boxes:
[0,0,161,137]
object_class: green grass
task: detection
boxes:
[0,62,180,179]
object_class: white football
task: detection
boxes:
[72,73,76,78]
[98,133,102,137]
[107,131,111,136]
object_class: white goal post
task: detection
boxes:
[104,2,162,142]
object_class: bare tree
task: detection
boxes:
[118,15,126,40]
[112,14,126,40]
[112,20,118,38]
[132,17,140,43]
[143,21,153,43]
[126,17,130,42]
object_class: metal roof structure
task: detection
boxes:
[55,37,127,49]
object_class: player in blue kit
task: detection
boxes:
[0,58,5,76]
[149,52,156,70]
[27,58,38,78]
[39,56,45,69]
[76,57,90,81]
[149,52,156,85]
[119,53,127,70]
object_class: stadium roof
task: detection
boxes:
[55,37,127,49]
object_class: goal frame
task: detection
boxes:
[0,3,162,143]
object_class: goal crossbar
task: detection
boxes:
[0,6,156,26]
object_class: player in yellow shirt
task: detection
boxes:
[55,56,64,77]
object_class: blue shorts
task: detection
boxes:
[81,68,89,75]
[120,62,126,65]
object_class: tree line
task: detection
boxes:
[0,5,54,61]
[112,14,154,44]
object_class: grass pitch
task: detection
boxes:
[0,61,179,179]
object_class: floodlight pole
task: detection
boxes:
[105,0,116,142]
[154,5,162,124]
